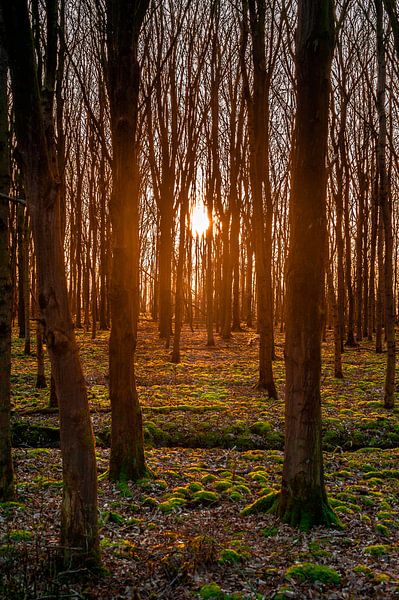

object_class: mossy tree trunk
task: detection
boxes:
[0,8,15,502]
[2,0,99,565]
[277,0,338,529]
[106,0,149,482]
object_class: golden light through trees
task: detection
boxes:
[190,200,210,238]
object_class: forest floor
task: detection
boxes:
[1,320,399,599]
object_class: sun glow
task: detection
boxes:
[190,201,209,238]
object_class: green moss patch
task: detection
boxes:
[192,490,219,505]
[241,491,279,516]
[8,529,33,542]
[285,562,341,585]
[364,544,392,557]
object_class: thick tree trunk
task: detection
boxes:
[2,0,99,565]
[0,13,15,501]
[276,0,339,529]
[106,0,148,481]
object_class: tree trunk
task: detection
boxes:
[355,173,365,341]
[35,321,47,389]
[376,209,384,353]
[241,0,276,397]
[23,211,30,354]
[171,197,187,363]
[276,0,339,529]
[158,201,173,340]
[245,240,253,328]
[17,204,25,338]
[344,167,356,347]
[206,201,215,346]
[2,0,99,565]
[106,0,148,481]
[220,214,232,339]
[327,256,343,379]
[368,190,378,340]
[0,10,15,501]
[231,202,241,331]
[376,0,395,408]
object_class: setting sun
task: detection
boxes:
[190,201,209,238]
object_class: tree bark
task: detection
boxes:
[106,0,149,481]
[276,0,339,529]
[0,8,15,501]
[241,0,277,397]
[376,0,395,408]
[2,0,99,565]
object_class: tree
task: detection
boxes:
[1,0,99,565]
[106,0,149,481]
[268,0,340,529]
[0,7,15,502]
[375,0,395,409]
[240,0,278,397]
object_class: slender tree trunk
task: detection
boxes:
[220,214,232,339]
[231,202,241,331]
[327,256,343,379]
[335,197,345,352]
[23,212,30,354]
[376,210,384,353]
[158,200,173,340]
[355,173,365,341]
[35,322,46,388]
[17,204,25,338]
[363,187,369,338]
[99,129,108,330]
[206,202,215,346]
[246,242,253,328]
[344,168,356,347]
[241,0,276,397]
[171,197,187,363]
[49,373,58,408]
[368,190,378,340]
[376,0,395,408]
